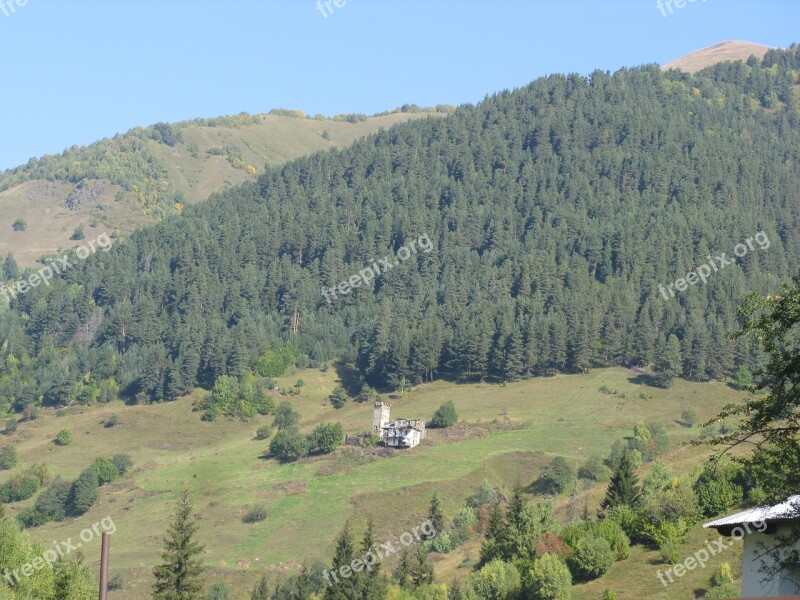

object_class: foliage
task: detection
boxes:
[203,376,272,421]
[578,455,611,482]
[255,346,300,378]
[152,490,206,599]
[273,401,301,431]
[464,559,520,600]
[329,385,350,409]
[602,450,641,510]
[694,460,744,517]
[467,480,496,508]
[12,218,27,232]
[255,423,273,440]
[54,429,72,446]
[269,430,309,462]
[538,456,574,495]
[242,504,268,524]
[567,534,615,580]
[0,445,18,470]
[308,423,345,454]
[92,456,121,485]
[524,553,572,600]
[68,468,99,515]
[430,401,458,428]
[112,453,134,475]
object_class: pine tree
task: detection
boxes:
[325,522,357,600]
[426,493,445,540]
[601,450,642,510]
[152,490,205,600]
[410,545,434,589]
[479,502,507,565]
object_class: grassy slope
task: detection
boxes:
[663,40,773,74]
[0,112,440,267]
[0,367,748,598]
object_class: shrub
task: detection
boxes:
[430,531,453,554]
[273,401,301,431]
[269,430,309,462]
[602,590,617,600]
[539,456,574,495]
[255,424,273,440]
[55,429,72,446]
[329,386,349,409]
[524,553,572,600]
[465,559,521,600]
[108,574,124,590]
[578,455,611,482]
[243,504,268,524]
[70,226,85,241]
[659,540,681,564]
[5,418,17,434]
[308,423,345,454]
[590,520,631,561]
[681,410,698,427]
[567,534,615,580]
[12,218,26,232]
[0,446,18,470]
[69,468,99,515]
[467,480,496,508]
[32,478,71,523]
[112,454,133,475]
[104,415,119,428]
[0,476,40,503]
[430,401,458,428]
[92,457,120,485]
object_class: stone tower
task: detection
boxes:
[372,401,391,438]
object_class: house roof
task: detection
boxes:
[703,495,800,529]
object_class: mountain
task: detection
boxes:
[662,40,774,73]
[0,108,448,266]
[1,45,798,414]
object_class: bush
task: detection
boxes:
[467,480,496,508]
[567,534,615,580]
[0,476,40,503]
[659,540,681,564]
[273,401,301,431]
[92,457,120,485]
[255,424,273,440]
[112,454,133,475]
[681,410,698,427]
[430,401,458,428]
[430,531,453,554]
[31,478,71,523]
[108,573,124,590]
[329,386,349,409]
[104,415,119,428]
[5,418,17,434]
[0,446,18,470]
[243,504,268,524]
[269,430,309,462]
[524,553,572,600]
[578,455,611,482]
[465,559,521,600]
[602,590,617,600]
[69,468,99,515]
[539,456,574,495]
[55,429,72,446]
[12,218,26,232]
[308,423,345,454]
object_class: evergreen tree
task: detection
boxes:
[324,522,357,600]
[601,451,642,511]
[426,492,445,539]
[152,490,206,600]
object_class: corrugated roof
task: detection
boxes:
[704,495,800,529]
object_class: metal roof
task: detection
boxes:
[704,495,800,529]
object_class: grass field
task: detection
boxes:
[0,367,749,598]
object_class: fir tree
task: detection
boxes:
[426,492,445,539]
[601,450,642,510]
[152,490,205,600]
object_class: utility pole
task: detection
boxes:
[99,532,110,600]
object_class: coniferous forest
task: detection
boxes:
[2,47,800,411]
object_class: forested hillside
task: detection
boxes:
[1,47,799,410]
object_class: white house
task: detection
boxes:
[372,401,426,449]
[704,496,800,598]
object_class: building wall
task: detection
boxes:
[373,402,391,437]
[742,528,800,597]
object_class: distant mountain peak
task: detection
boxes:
[663,40,775,73]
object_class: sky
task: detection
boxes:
[0,0,797,170]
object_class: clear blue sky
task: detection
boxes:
[0,0,796,170]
